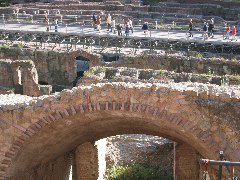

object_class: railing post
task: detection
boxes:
[218,151,224,180]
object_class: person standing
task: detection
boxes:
[125,24,130,36]
[106,14,112,31]
[188,19,193,37]
[225,24,231,39]
[232,26,237,41]
[117,23,123,36]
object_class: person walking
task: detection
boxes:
[128,18,133,33]
[208,19,214,38]
[203,22,208,40]
[96,15,102,31]
[188,19,193,37]
[125,24,130,36]
[142,21,149,36]
[92,13,97,30]
[232,26,237,41]
[54,19,58,32]
[106,14,112,31]
[46,18,50,32]
[111,17,116,33]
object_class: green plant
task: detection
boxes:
[207,67,214,76]
[0,44,10,49]
[106,164,173,180]
[196,53,204,59]
[83,66,106,77]
[18,43,24,49]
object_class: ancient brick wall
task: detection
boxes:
[108,54,240,76]
[0,60,14,87]
[175,143,200,180]
[75,142,98,180]
[0,82,239,179]
[0,48,102,88]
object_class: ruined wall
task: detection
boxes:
[107,54,240,76]
[10,153,71,180]
[175,142,201,180]
[75,142,98,180]
[0,48,102,89]
[0,60,14,87]
[0,59,49,96]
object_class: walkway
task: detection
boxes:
[0,22,239,45]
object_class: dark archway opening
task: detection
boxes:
[73,56,90,86]
[38,81,49,85]
[102,53,120,62]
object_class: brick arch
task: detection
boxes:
[74,49,103,67]
[0,83,239,178]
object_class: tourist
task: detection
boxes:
[46,18,50,32]
[225,24,231,39]
[92,13,97,30]
[128,18,133,33]
[125,24,130,36]
[111,17,116,33]
[116,23,123,36]
[142,22,149,36]
[232,26,237,41]
[203,22,208,40]
[54,19,58,32]
[106,14,112,31]
[96,15,102,31]
[208,19,214,38]
[188,19,193,37]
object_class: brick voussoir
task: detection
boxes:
[12,124,27,133]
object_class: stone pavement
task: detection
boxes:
[0,22,239,45]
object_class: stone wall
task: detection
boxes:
[0,60,14,87]
[175,143,201,180]
[107,54,240,76]
[0,48,102,90]
[0,59,51,96]
[105,134,174,177]
[80,66,240,86]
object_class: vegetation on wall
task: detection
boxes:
[106,164,173,180]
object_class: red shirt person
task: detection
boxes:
[232,26,237,36]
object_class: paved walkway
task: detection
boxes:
[0,23,239,45]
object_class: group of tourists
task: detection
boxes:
[44,11,238,41]
[188,18,238,41]
[92,13,134,36]
[202,18,215,40]
[225,24,237,41]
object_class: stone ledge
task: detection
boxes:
[0,82,239,111]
